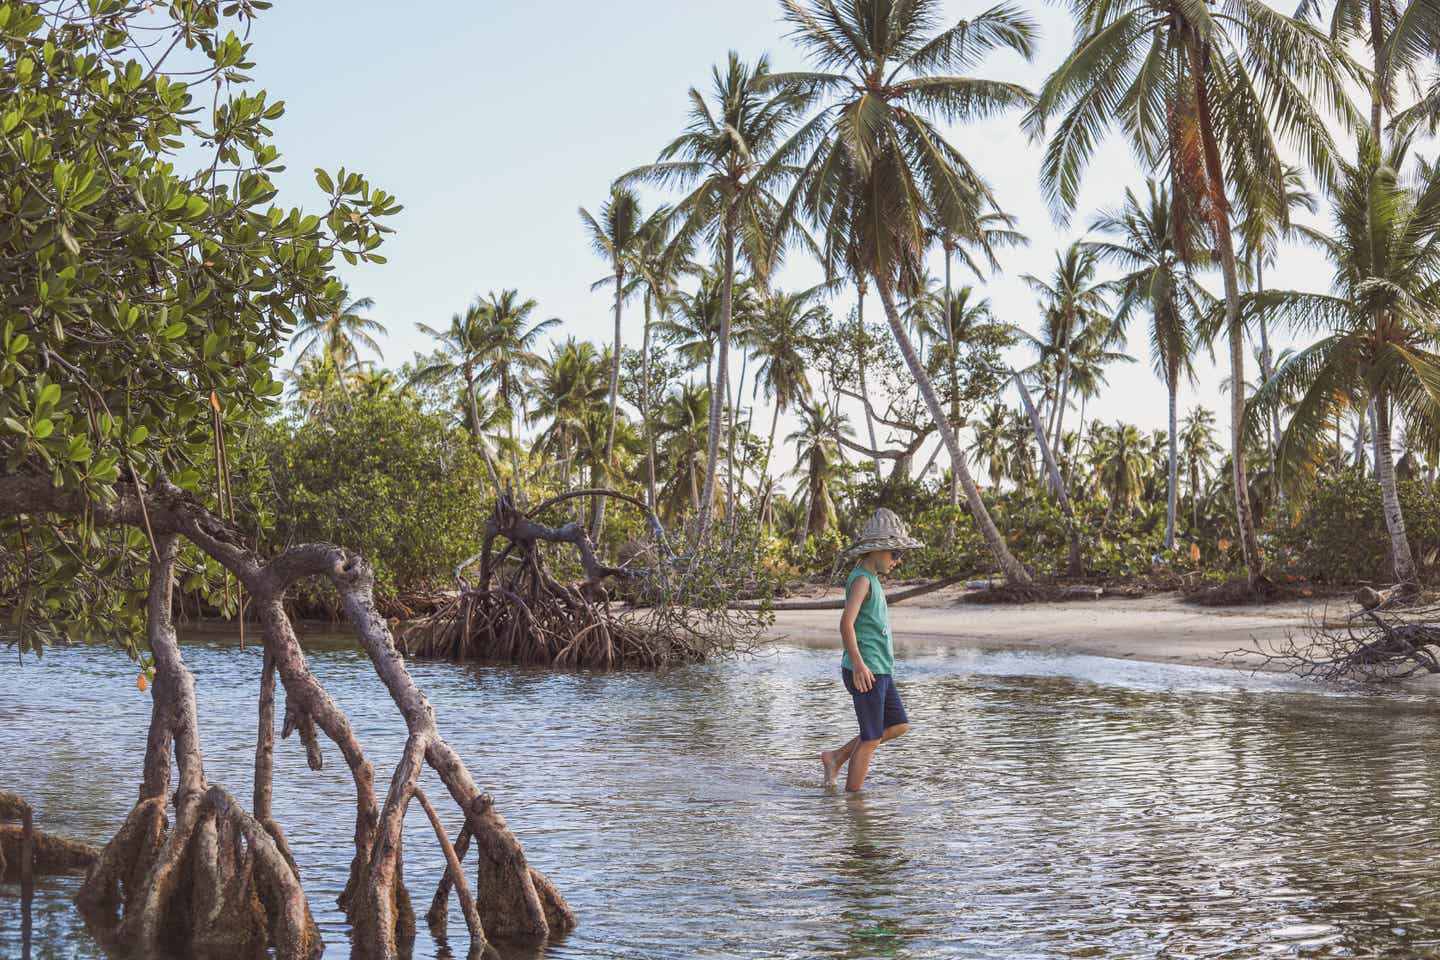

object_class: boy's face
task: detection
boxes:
[873,549,901,574]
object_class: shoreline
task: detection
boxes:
[766,585,1350,675]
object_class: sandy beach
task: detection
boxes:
[767,584,1350,673]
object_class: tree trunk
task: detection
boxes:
[874,279,1031,582]
[943,244,960,508]
[1375,390,1417,584]
[594,265,625,541]
[1192,45,1264,586]
[464,369,503,498]
[1256,256,1283,507]
[642,299,658,511]
[854,282,884,483]
[696,211,735,543]
[1165,371,1179,551]
[1014,371,1082,575]
[725,343,748,542]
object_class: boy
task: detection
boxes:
[820,508,924,792]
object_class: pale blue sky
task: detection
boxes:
[245,0,1334,477]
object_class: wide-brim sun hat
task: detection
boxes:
[846,507,925,556]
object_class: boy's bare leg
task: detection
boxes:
[842,723,909,793]
[821,737,859,785]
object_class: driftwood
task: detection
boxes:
[728,573,971,611]
[3,475,573,960]
[402,490,768,669]
[1225,597,1440,683]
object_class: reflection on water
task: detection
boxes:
[4,631,1440,958]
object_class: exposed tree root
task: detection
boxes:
[0,476,575,960]
[0,824,98,879]
[403,491,766,669]
[1225,600,1440,683]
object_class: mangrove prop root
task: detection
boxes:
[401,491,765,669]
[6,475,575,958]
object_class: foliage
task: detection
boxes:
[264,394,490,609]
[0,1,396,653]
[1269,475,1440,583]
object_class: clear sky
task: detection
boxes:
[242,0,1335,478]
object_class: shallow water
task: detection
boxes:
[4,629,1440,958]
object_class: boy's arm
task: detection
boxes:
[840,576,875,691]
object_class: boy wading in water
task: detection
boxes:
[821,508,923,792]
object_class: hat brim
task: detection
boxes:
[846,535,926,556]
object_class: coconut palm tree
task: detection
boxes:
[1180,406,1224,532]
[749,284,824,522]
[1093,423,1154,522]
[769,0,1039,584]
[1249,133,1440,586]
[411,300,505,493]
[469,289,560,494]
[1021,243,1113,443]
[1027,0,1360,587]
[622,52,807,544]
[968,402,1013,488]
[291,286,385,403]
[788,401,849,537]
[628,206,691,510]
[919,286,1012,505]
[654,382,715,523]
[531,338,610,490]
[1087,180,1207,549]
[580,185,647,537]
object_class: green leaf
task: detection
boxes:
[3,417,26,435]
[314,168,335,193]
[203,332,220,358]
[9,333,29,354]
[38,383,60,409]
[128,425,149,445]
[161,322,187,339]
[31,418,53,439]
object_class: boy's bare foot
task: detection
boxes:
[820,750,840,787]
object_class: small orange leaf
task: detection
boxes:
[209,391,221,413]
[1217,539,1231,555]
[1188,543,1201,563]
[136,673,148,692]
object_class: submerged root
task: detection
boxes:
[0,825,99,879]
[77,788,321,960]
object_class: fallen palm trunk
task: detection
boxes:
[728,573,972,611]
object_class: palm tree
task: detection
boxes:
[412,300,505,493]
[628,206,690,510]
[1028,0,1359,587]
[1093,423,1154,523]
[622,52,805,544]
[1250,134,1440,586]
[788,402,849,537]
[968,402,1012,488]
[653,383,714,522]
[770,0,1039,584]
[919,286,1011,505]
[532,338,613,492]
[1087,180,1206,549]
[580,186,647,537]
[468,289,560,494]
[291,286,385,403]
[749,284,823,526]
[1180,406,1223,533]
[1234,164,1315,487]
[1021,244,1113,444]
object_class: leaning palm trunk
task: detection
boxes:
[642,301,658,511]
[696,212,736,543]
[875,281,1031,583]
[1374,390,1418,585]
[594,266,625,541]
[1014,370,1082,576]
[1165,373,1179,551]
[464,372,503,497]
[943,245,960,508]
[855,282,884,482]
[1193,57,1264,586]
[1256,257,1284,507]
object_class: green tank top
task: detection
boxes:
[841,566,894,675]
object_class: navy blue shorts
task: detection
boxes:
[842,667,908,742]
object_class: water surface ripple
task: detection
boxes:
[3,632,1440,959]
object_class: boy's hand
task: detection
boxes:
[853,662,875,692]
